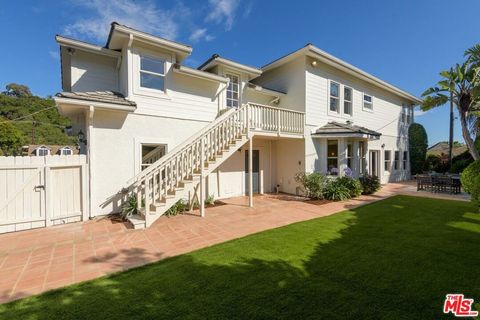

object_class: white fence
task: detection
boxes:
[0,155,88,234]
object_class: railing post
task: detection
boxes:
[200,136,205,217]
[277,108,281,135]
[248,136,253,207]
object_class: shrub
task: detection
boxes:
[294,172,328,199]
[470,175,480,208]
[121,193,144,220]
[323,179,351,201]
[423,154,448,173]
[336,176,363,198]
[205,194,215,205]
[165,199,187,216]
[409,123,428,175]
[359,175,380,195]
[461,160,480,194]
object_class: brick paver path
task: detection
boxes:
[0,182,462,303]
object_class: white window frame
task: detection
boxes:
[329,81,340,114]
[226,73,240,108]
[133,48,171,99]
[359,141,366,174]
[327,140,339,175]
[394,151,400,171]
[346,142,353,169]
[343,86,353,116]
[139,55,166,92]
[384,150,391,172]
[363,93,373,111]
[59,147,73,156]
[35,146,50,156]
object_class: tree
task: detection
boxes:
[0,119,24,155]
[408,123,428,175]
[2,83,32,97]
[422,44,480,161]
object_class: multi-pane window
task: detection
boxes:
[329,82,340,112]
[226,74,239,107]
[359,141,366,174]
[140,56,165,91]
[406,106,412,124]
[36,146,50,156]
[403,151,408,170]
[384,150,391,172]
[59,147,73,156]
[346,143,353,169]
[344,87,353,115]
[394,151,400,170]
[327,140,338,175]
[363,94,373,110]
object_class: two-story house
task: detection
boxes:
[54,22,421,229]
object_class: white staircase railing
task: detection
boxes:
[248,103,305,135]
[126,103,305,224]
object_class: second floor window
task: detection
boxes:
[330,82,340,113]
[226,74,239,107]
[344,87,353,115]
[363,94,373,110]
[140,56,165,91]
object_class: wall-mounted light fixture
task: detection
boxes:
[311,60,318,67]
[381,143,385,148]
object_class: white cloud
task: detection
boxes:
[189,28,215,42]
[414,109,426,117]
[205,0,240,31]
[49,50,59,60]
[64,0,183,42]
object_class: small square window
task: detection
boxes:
[363,94,373,110]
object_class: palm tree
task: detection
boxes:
[422,45,480,161]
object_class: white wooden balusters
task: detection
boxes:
[126,103,305,229]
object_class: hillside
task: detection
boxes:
[0,84,76,155]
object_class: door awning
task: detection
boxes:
[311,121,381,140]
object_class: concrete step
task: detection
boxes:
[127,214,146,229]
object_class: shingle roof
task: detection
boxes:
[313,122,381,137]
[56,91,136,106]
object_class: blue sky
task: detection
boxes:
[0,0,479,145]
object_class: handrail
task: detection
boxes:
[247,102,305,115]
[127,106,242,185]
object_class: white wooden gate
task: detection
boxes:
[0,155,88,234]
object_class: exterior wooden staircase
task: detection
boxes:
[125,103,305,229]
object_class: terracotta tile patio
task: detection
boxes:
[0,181,466,304]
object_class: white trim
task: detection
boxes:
[134,137,170,175]
[54,97,136,112]
[200,56,262,77]
[343,85,353,117]
[173,65,229,83]
[262,44,422,104]
[132,48,172,99]
[328,80,341,115]
[56,35,121,58]
[59,147,73,155]
[109,24,192,61]
[362,93,374,112]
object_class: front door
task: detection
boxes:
[369,150,380,177]
[245,150,259,193]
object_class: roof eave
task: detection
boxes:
[173,64,229,83]
[54,97,136,112]
[246,83,286,97]
[200,57,262,77]
[55,35,121,58]
[107,24,192,61]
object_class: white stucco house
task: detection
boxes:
[54,22,421,229]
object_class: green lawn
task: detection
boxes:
[1,195,479,319]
